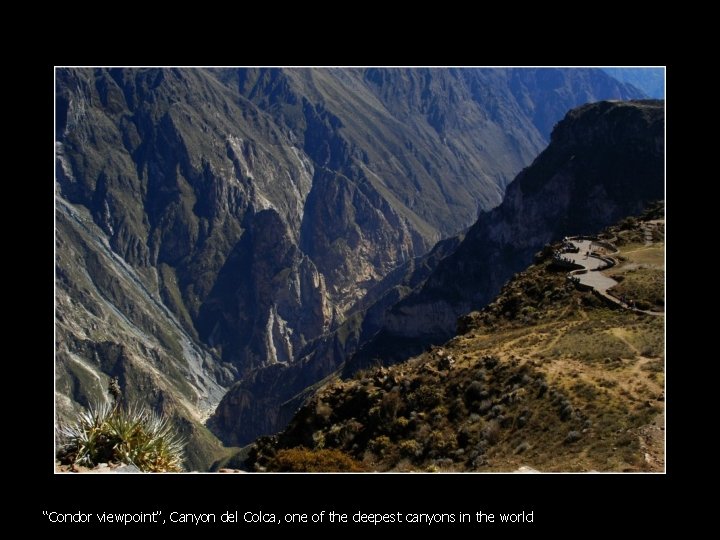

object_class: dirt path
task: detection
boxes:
[539,320,583,355]
[609,328,664,394]
[636,411,665,471]
[608,328,665,471]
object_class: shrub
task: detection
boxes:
[430,405,449,419]
[481,420,501,445]
[380,391,402,420]
[391,416,410,435]
[398,439,423,458]
[514,441,530,454]
[559,404,574,421]
[564,431,582,444]
[325,420,362,448]
[428,430,454,454]
[266,447,367,472]
[409,386,443,409]
[369,435,392,455]
[464,381,484,402]
[315,400,333,423]
[449,398,468,421]
[57,402,185,472]
[474,399,492,415]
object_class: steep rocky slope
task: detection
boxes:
[343,99,664,374]
[55,197,231,469]
[55,68,644,461]
[242,214,665,472]
[211,99,663,447]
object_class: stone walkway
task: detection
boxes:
[565,240,618,293]
[566,239,663,317]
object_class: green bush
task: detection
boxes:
[58,402,185,472]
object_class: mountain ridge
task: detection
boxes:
[211,99,664,447]
[343,99,664,374]
[55,68,647,466]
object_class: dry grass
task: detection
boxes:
[615,244,665,267]
[548,325,635,362]
[266,447,367,472]
[606,241,664,311]
[609,268,664,310]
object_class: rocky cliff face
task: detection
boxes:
[343,100,665,374]
[210,98,661,446]
[55,197,231,469]
[55,68,644,458]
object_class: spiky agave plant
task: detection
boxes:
[57,402,116,466]
[58,403,185,472]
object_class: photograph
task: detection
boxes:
[54,66,665,474]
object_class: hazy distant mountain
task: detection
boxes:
[603,68,664,98]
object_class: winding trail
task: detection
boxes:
[565,239,663,317]
[565,240,618,292]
